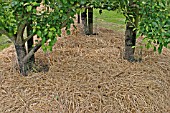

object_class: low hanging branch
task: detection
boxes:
[22,41,42,64]
[24,33,35,43]
[16,21,28,44]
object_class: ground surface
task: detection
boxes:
[0,35,11,51]
[0,26,170,113]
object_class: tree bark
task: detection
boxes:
[124,22,136,62]
[23,42,41,64]
[27,23,35,68]
[15,44,28,76]
[124,0,137,62]
[15,42,41,76]
[81,8,88,34]
[88,8,93,35]
[77,13,80,24]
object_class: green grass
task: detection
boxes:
[93,9,126,31]
[0,35,11,51]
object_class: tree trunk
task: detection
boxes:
[81,8,88,34]
[124,22,136,62]
[15,44,28,76]
[124,0,137,62]
[88,8,93,35]
[77,13,80,24]
[27,23,35,70]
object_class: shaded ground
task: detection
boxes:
[0,26,170,113]
[0,35,11,51]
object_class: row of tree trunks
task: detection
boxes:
[17,2,138,75]
[78,5,138,62]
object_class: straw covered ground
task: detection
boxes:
[0,26,170,113]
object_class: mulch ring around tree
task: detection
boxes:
[0,27,170,113]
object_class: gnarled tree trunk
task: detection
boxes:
[15,44,28,76]
[15,41,41,76]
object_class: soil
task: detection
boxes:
[0,25,170,113]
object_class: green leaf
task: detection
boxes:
[80,0,86,5]
[32,2,40,7]
[154,46,157,52]
[33,9,37,13]
[37,30,42,37]
[128,15,133,17]
[50,27,56,31]
[66,30,71,35]
[158,44,163,54]
[152,22,158,27]
[132,46,136,48]
[42,45,47,52]
[146,43,151,49]
[57,29,61,37]
[27,6,32,12]
[48,32,53,38]
[42,37,46,44]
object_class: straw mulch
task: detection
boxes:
[0,26,170,113]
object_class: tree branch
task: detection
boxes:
[22,41,42,64]
[24,33,35,43]
[16,20,27,44]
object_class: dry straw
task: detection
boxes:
[0,26,170,113]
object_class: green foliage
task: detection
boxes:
[118,0,170,54]
[138,0,170,53]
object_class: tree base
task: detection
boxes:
[85,33,98,35]
[124,56,142,62]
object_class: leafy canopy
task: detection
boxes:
[138,0,170,53]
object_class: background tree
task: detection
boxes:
[122,0,139,61]
[81,7,94,35]
[137,0,170,54]
[81,8,88,34]
[119,0,170,61]
[88,7,94,35]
